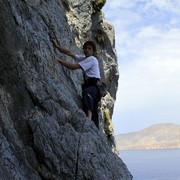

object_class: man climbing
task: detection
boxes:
[52,39,101,128]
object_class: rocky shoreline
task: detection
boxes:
[115,123,180,151]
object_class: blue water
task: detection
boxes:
[120,149,180,180]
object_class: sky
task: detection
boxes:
[102,0,180,135]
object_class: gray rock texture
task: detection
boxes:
[0,0,132,179]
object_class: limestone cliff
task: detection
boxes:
[0,0,132,179]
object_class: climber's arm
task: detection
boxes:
[52,39,76,58]
[56,58,80,70]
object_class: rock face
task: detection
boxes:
[115,123,180,150]
[0,0,132,179]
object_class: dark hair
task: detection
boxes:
[83,41,97,52]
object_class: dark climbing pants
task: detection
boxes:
[82,84,101,129]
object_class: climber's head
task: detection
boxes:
[83,41,97,57]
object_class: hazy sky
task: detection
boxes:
[103,0,180,134]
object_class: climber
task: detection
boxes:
[52,39,101,128]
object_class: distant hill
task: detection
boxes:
[115,123,180,150]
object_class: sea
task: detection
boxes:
[119,149,180,180]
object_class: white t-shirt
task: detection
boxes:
[75,55,101,79]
